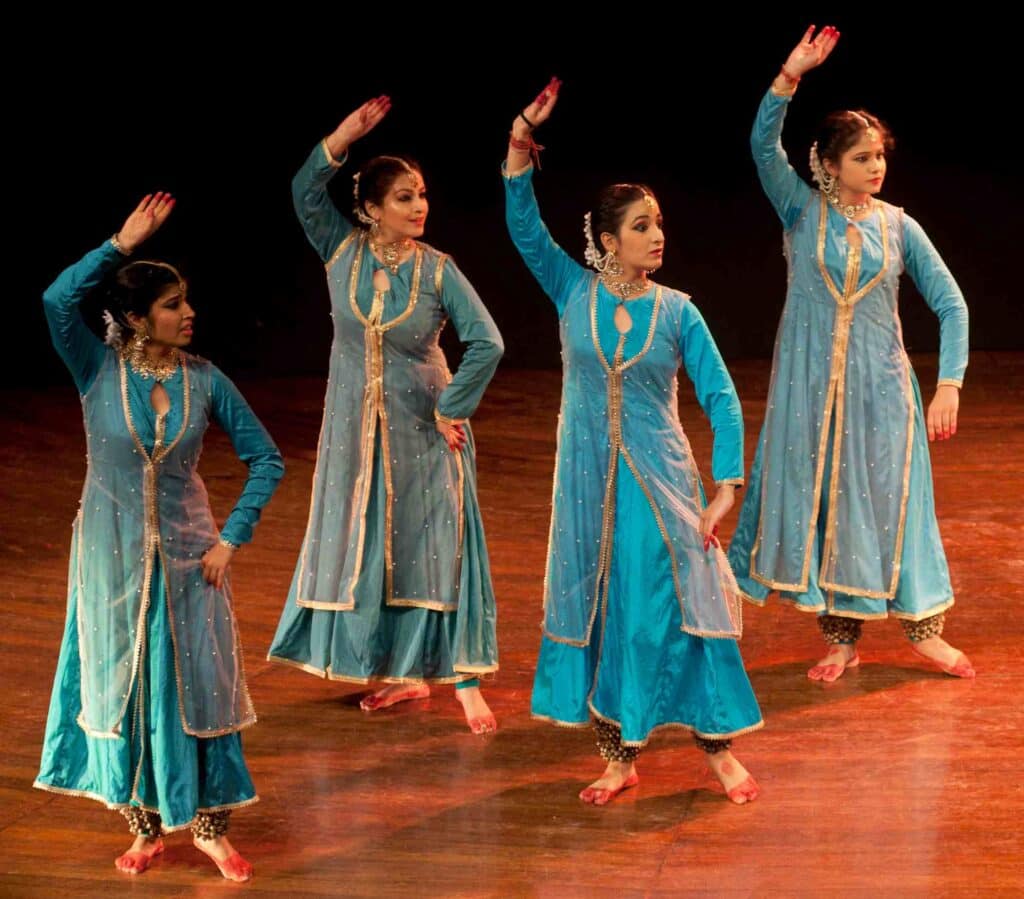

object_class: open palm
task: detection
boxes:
[783,25,840,78]
[117,192,175,253]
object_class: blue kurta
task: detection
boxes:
[505,165,762,745]
[728,90,969,621]
[269,142,503,683]
[35,241,284,829]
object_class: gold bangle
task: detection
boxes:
[218,537,238,550]
[110,233,132,256]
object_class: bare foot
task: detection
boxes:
[455,685,497,734]
[114,835,164,874]
[807,644,860,682]
[193,835,253,882]
[707,750,760,805]
[579,761,639,805]
[911,636,975,678]
[359,682,430,711]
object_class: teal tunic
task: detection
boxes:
[728,90,969,622]
[269,142,503,683]
[35,241,284,828]
[504,166,763,744]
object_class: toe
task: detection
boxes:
[821,665,842,683]
[227,856,253,882]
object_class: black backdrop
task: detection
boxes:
[12,11,1018,386]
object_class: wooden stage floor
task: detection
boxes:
[1,354,1022,897]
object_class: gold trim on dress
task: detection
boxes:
[434,253,448,295]
[83,355,193,738]
[587,702,765,747]
[753,195,911,603]
[33,781,132,810]
[823,594,955,622]
[588,279,739,640]
[266,654,482,684]
[889,596,955,621]
[737,586,769,607]
[388,597,458,612]
[34,785,259,836]
[936,378,963,389]
[325,230,358,272]
[156,796,261,834]
[529,712,592,730]
[124,357,254,738]
[549,279,665,647]
[320,138,345,169]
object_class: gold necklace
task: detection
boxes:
[830,193,874,220]
[122,334,180,381]
[600,275,650,301]
[370,236,414,275]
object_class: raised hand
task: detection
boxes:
[117,192,175,254]
[511,77,561,140]
[325,95,392,159]
[782,25,840,80]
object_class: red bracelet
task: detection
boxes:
[509,132,545,170]
[778,66,801,85]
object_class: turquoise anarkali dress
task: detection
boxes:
[504,165,763,746]
[35,239,284,829]
[728,89,969,623]
[269,142,503,684]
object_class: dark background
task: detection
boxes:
[12,11,1018,387]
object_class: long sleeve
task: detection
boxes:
[751,89,814,230]
[902,214,969,387]
[210,367,285,547]
[42,240,121,393]
[292,140,355,263]
[679,300,744,485]
[502,163,589,316]
[436,259,504,422]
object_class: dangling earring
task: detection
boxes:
[809,141,840,205]
[353,172,376,228]
[129,323,150,349]
[583,212,624,275]
[370,219,380,238]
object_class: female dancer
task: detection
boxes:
[35,193,284,881]
[505,80,762,805]
[269,97,504,733]
[728,27,973,681]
